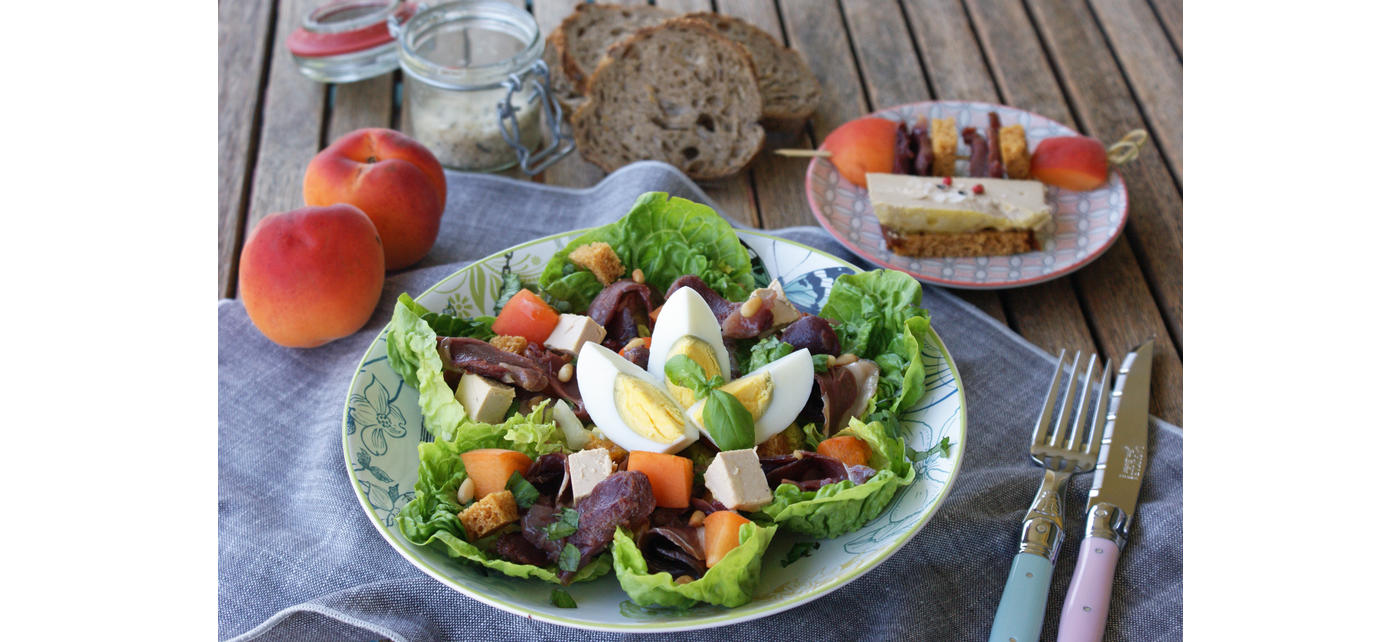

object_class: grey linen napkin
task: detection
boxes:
[219,161,1182,641]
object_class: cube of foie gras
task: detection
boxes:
[704,448,773,511]
[544,314,606,356]
[567,448,613,500]
[454,373,514,424]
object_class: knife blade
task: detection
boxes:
[1057,340,1153,642]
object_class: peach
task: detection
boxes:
[304,128,447,270]
[821,117,898,188]
[1030,136,1109,191]
[239,204,385,348]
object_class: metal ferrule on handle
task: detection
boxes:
[1084,501,1130,549]
[989,468,1073,642]
[1018,468,1072,561]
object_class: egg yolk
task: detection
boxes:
[665,336,722,408]
[688,372,774,425]
[614,374,688,443]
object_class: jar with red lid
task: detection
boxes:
[286,0,572,174]
[286,0,414,83]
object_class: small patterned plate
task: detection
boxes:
[805,100,1129,289]
[342,228,967,632]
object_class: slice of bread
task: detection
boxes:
[680,12,820,130]
[571,18,765,180]
[880,226,1038,257]
[545,3,676,114]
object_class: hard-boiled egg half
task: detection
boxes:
[577,342,699,454]
[646,286,731,407]
[687,348,814,446]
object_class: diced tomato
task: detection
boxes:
[491,289,559,344]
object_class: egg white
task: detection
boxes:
[646,286,731,385]
[689,348,814,446]
[576,342,699,454]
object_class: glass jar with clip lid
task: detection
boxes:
[390,0,572,174]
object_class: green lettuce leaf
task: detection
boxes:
[611,522,777,608]
[396,404,598,584]
[757,418,915,539]
[835,418,910,478]
[818,270,929,431]
[539,192,754,312]
[385,300,570,449]
[759,466,916,539]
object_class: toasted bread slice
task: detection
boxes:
[999,125,1030,179]
[571,18,765,180]
[681,12,820,130]
[545,3,676,114]
[929,117,958,177]
[880,226,1038,258]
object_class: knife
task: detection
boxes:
[1057,340,1153,642]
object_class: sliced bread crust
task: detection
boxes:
[681,11,821,129]
[571,18,765,180]
[545,3,676,113]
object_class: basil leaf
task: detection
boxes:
[550,588,578,608]
[505,471,539,509]
[704,389,755,451]
[665,354,706,390]
[780,541,820,567]
[558,543,582,573]
[545,507,580,540]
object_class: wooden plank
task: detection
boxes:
[967,0,1183,424]
[326,77,395,142]
[901,0,1001,103]
[218,0,273,298]
[715,0,807,230]
[1087,0,1183,183]
[1147,0,1183,56]
[242,0,330,252]
[532,0,651,188]
[1025,0,1183,346]
[838,0,1005,323]
[653,0,760,227]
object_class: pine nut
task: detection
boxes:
[739,295,762,318]
[675,575,694,584]
[457,477,476,505]
[557,363,574,383]
[623,337,648,352]
[832,353,858,367]
[688,511,705,527]
[631,268,645,284]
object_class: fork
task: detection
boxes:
[988,350,1111,642]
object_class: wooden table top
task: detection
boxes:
[218,0,1182,425]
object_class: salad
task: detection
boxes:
[387,192,940,610]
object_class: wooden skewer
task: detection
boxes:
[774,149,973,160]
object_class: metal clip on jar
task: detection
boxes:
[391,0,573,174]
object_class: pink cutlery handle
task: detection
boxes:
[1058,536,1121,642]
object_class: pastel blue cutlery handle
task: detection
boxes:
[989,552,1054,642]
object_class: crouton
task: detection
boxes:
[929,117,958,177]
[584,432,628,468]
[568,242,625,285]
[999,125,1030,179]
[456,490,519,540]
[489,334,529,355]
